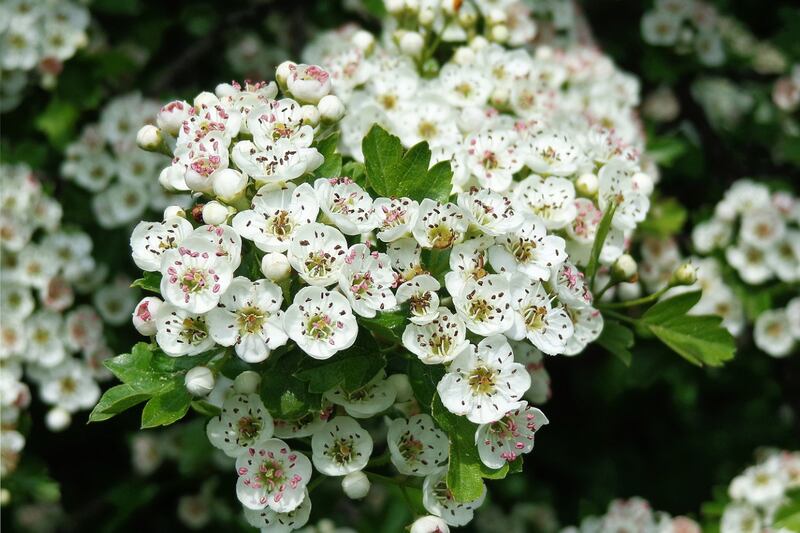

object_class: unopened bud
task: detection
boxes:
[301,104,321,127]
[318,95,345,122]
[490,24,509,43]
[670,263,697,287]
[233,371,262,394]
[163,205,186,220]
[159,164,189,192]
[212,168,247,203]
[452,46,475,65]
[342,471,371,499]
[387,374,414,403]
[419,8,436,26]
[157,100,192,136]
[400,31,425,57]
[286,64,332,105]
[576,173,598,197]
[611,254,638,283]
[261,252,292,282]
[275,60,295,89]
[136,125,164,153]
[202,201,230,225]
[632,172,654,195]
[193,91,218,109]
[215,82,239,98]
[45,407,71,432]
[352,30,375,53]
[185,366,215,397]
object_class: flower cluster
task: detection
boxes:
[0,0,89,110]
[561,497,701,533]
[753,297,800,358]
[62,93,190,229]
[0,163,112,478]
[773,64,800,113]
[721,450,800,533]
[641,0,727,66]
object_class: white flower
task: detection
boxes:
[464,131,523,192]
[189,224,243,271]
[475,402,548,469]
[641,10,681,46]
[437,335,531,424]
[232,182,319,252]
[753,309,795,358]
[287,63,332,104]
[324,372,397,418]
[720,503,761,533]
[563,305,604,356]
[524,132,581,177]
[726,243,773,285]
[513,341,551,405]
[235,438,312,513]
[508,276,574,355]
[232,139,322,185]
[283,286,357,359]
[395,98,461,149]
[157,100,192,136]
[437,64,492,108]
[513,175,577,230]
[402,308,473,365]
[287,222,348,287]
[338,244,396,317]
[388,238,425,281]
[412,199,467,249]
[387,414,448,476]
[177,99,242,146]
[243,490,312,532]
[314,177,376,235]
[206,393,275,457]
[174,133,230,193]
[422,467,486,527]
[0,284,34,320]
[154,304,215,357]
[17,245,59,288]
[64,305,104,352]
[598,158,650,231]
[248,99,314,149]
[396,274,441,325]
[311,416,373,476]
[444,237,494,296]
[739,209,785,250]
[130,217,194,272]
[410,515,451,533]
[39,360,100,413]
[25,311,65,367]
[457,188,522,236]
[373,197,419,242]
[691,217,732,254]
[451,274,514,336]
[552,261,594,308]
[160,238,234,313]
[488,215,566,280]
[207,277,288,363]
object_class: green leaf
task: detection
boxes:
[35,99,79,149]
[639,197,687,237]
[295,342,385,393]
[421,248,452,284]
[480,462,509,479]
[646,135,688,167]
[774,489,800,530]
[362,124,452,202]
[260,352,322,419]
[140,386,192,428]
[342,161,367,188]
[586,202,617,283]
[358,310,408,342]
[315,132,342,178]
[88,384,151,423]
[103,343,173,393]
[432,394,485,503]
[596,319,635,366]
[131,272,162,294]
[641,291,736,366]
[407,359,445,411]
[191,400,221,417]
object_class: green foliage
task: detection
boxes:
[431,394,485,503]
[639,197,688,237]
[362,124,452,202]
[89,343,218,427]
[407,359,444,412]
[315,131,343,178]
[130,272,162,294]
[295,339,386,393]
[357,309,408,342]
[259,350,322,420]
[774,489,800,531]
[640,291,736,367]
[596,319,635,366]
[586,203,617,283]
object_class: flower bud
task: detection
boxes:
[419,7,436,26]
[385,0,405,14]
[575,173,598,197]
[233,371,262,394]
[490,87,509,107]
[133,296,163,336]
[212,168,248,203]
[193,91,218,109]
[0,488,9,506]
[202,201,229,225]
[185,366,215,397]
[487,8,507,25]
[670,263,697,287]
[157,100,192,136]
[469,35,489,50]
[405,0,420,13]
[352,30,375,53]
[46,406,71,432]
[301,104,321,126]
[318,95,345,122]
[452,46,475,65]
[163,205,186,220]
[214,82,239,98]
[411,515,450,533]
[341,471,370,499]
[400,31,425,58]
[611,254,638,283]
[136,125,164,152]
[159,164,190,192]
[490,24,510,44]
[286,64,332,105]
[261,252,292,282]
[459,6,478,27]
[275,60,295,88]
[387,374,414,403]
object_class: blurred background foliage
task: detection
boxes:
[1,0,798,531]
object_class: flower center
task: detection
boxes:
[237,416,263,443]
[409,292,432,315]
[468,366,496,395]
[255,458,286,492]
[304,252,334,278]
[468,297,493,322]
[511,239,537,262]
[326,437,355,465]
[305,313,333,340]
[523,306,548,332]
[180,317,208,345]
[398,433,424,462]
[238,306,266,334]
[268,210,294,239]
[427,224,456,249]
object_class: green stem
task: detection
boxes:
[307,475,326,493]
[601,308,639,326]
[364,471,407,487]
[595,280,615,300]
[367,450,392,468]
[600,286,670,310]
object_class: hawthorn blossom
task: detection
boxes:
[154,304,215,357]
[509,276,574,355]
[475,402,548,469]
[373,197,419,242]
[396,274,441,325]
[283,286,357,359]
[412,199,467,250]
[513,175,577,230]
[337,244,396,318]
[451,274,514,336]
[311,416,373,476]
[464,131,523,192]
[387,414,448,477]
[422,467,486,527]
[324,372,397,418]
[235,438,312,513]
[130,217,194,272]
[159,238,234,314]
[243,490,312,532]
[402,309,473,365]
[488,215,566,280]
[287,223,348,287]
[206,393,275,457]
[457,188,522,236]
